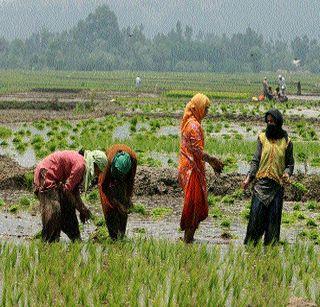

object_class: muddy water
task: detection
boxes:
[113,124,130,140]
[0,211,300,245]
[158,126,179,137]
[287,108,320,118]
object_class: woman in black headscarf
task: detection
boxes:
[242,109,294,245]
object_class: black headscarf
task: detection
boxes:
[264,109,288,140]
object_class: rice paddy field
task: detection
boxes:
[0,70,320,305]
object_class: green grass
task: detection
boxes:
[0,240,319,305]
[130,203,147,215]
[164,90,250,100]
[19,196,31,207]
[0,126,12,139]
[151,207,173,219]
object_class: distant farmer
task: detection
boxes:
[34,150,107,242]
[98,144,137,240]
[135,76,141,88]
[242,109,294,245]
[262,77,273,100]
[297,81,301,95]
[278,75,286,96]
[179,93,224,243]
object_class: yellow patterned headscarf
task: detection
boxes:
[84,150,108,193]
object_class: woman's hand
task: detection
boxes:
[203,153,224,174]
[282,172,291,184]
[80,207,92,224]
[242,176,251,190]
[208,157,224,174]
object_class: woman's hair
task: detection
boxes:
[78,148,85,156]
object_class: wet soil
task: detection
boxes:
[1,155,319,202]
[1,91,320,124]
[287,297,317,307]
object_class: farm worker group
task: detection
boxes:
[34,146,137,242]
[260,75,287,102]
[34,93,294,246]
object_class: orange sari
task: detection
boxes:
[179,93,210,230]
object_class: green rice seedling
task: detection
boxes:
[151,207,173,219]
[296,212,306,220]
[134,227,146,234]
[0,198,4,206]
[306,201,318,211]
[306,219,317,227]
[241,201,251,220]
[130,203,147,215]
[0,126,12,139]
[12,136,22,143]
[220,189,244,205]
[293,204,301,211]
[15,142,27,153]
[220,219,231,228]
[209,206,223,218]
[223,156,238,173]
[31,135,44,145]
[221,194,235,204]
[0,140,8,146]
[292,182,308,201]
[86,190,99,203]
[90,226,109,243]
[308,229,319,242]
[282,212,297,225]
[8,204,19,213]
[208,194,222,207]
[19,196,31,207]
[23,172,34,190]
[167,158,177,168]
[94,217,105,227]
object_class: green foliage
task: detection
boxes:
[8,204,19,213]
[23,172,34,191]
[209,207,223,219]
[220,219,231,228]
[306,219,317,227]
[0,126,12,139]
[306,200,318,211]
[86,190,99,203]
[165,90,249,100]
[130,203,147,215]
[19,196,31,207]
[292,182,308,201]
[0,240,319,305]
[151,207,173,219]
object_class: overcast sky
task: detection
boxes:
[0,0,319,41]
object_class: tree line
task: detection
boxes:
[0,5,319,73]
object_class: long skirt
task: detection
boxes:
[180,171,208,231]
[37,189,80,242]
[244,188,284,246]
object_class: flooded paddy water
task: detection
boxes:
[0,89,320,248]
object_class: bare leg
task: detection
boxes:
[39,189,61,243]
[184,228,196,243]
[60,191,81,242]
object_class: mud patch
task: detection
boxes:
[1,161,320,201]
[0,155,30,189]
[287,297,317,307]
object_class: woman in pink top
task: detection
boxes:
[34,150,107,242]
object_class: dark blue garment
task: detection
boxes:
[244,188,284,245]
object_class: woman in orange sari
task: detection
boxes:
[179,93,223,243]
